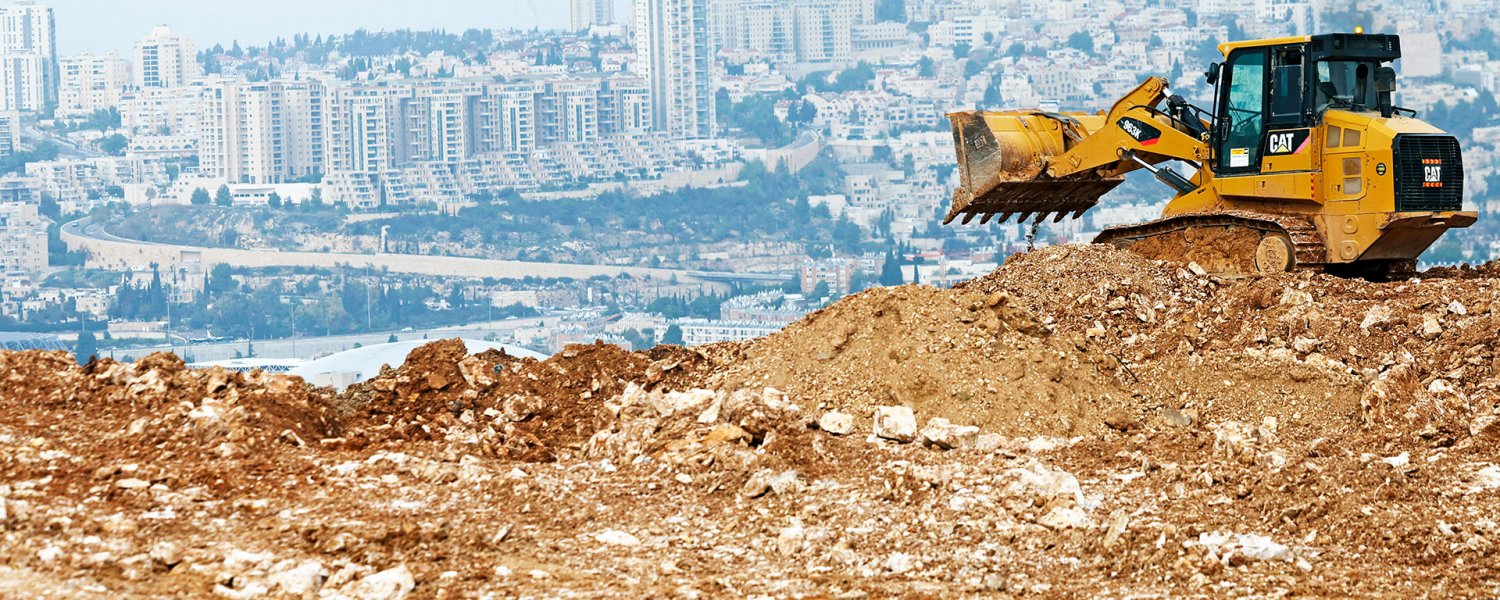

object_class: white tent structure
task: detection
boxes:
[288,339,547,390]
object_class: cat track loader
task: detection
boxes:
[946,32,1475,278]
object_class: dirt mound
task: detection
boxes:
[6,246,1500,597]
[338,339,719,462]
[716,283,1136,437]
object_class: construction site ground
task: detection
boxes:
[3,243,1500,598]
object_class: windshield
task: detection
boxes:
[1315,60,1378,110]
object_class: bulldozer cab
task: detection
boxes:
[1210,33,1403,175]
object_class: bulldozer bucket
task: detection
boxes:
[945,110,1123,225]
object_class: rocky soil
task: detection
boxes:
[3,243,1500,598]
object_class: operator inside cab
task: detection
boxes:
[1315,60,1377,111]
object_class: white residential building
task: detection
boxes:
[0,110,17,158]
[0,1,54,107]
[0,200,46,282]
[120,83,200,136]
[198,79,326,184]
[635,0,715,139]
[0,52,42,111]
[570,0,615,30]
[58,52,128,118]
[133,26,199,89]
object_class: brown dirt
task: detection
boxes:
[1116,224,1265,275]
[713,284,1136,437]
[2,243,1500,597]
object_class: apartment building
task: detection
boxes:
[133,26,199,89]
[569,0,615,31]
[0,201,45,283]
[58,52,128,118]
[635,0,715,138]
[198,79,325,184]
[0,1,55,108]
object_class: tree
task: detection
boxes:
[74,331,97,365]
[916,56,935,77]
[1067,31,1094,55]
[953,42,971,60]
[879,250,904,286]
[267,192,282,208]
[388,334,398,343]
[214,185,233,206]
[191,187,210,205]
[99,134,128,156]
[662,324,684,345]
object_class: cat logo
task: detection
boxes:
[1423,158,1443,187]
[1265,129,1309,155]
[1269,132,1295,154]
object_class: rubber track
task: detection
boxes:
[1094,211,1328,268]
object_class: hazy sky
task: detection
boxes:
[50,0,576,56]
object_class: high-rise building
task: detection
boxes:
[792,0,854,63]
[133,26,199,89]
[0,110,19,158]
[0,201,46,282]
[0,1,55,108]
[119,84,200,136]
[570,0,616,30]
[324,85,413,174]
[714,0,854,64]
[0,52,43,111]
[198,79,325,184]
[58,52,128,118]
[634,0,715,139]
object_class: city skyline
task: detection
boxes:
[49,0,576,56]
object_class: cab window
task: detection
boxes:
[1269,46,1304,124]
[1217,48,1267,172]
[1315,60,1377,110]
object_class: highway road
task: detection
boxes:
[61,216,777,282]
[107,317,554,363]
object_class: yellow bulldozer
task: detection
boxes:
[946,32,1475,278]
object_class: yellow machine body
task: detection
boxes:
[945,33,1476,274]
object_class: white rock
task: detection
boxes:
[1420,314,1443,339]
[1002,462,1087,507]
[594,529,641,547]
[776,525,804,554]
[1198,532,1291,562]
[1037,506,1093,530]
[1471,465,1500,492]
[346,565,415,600]
[768,470,804,495]
[818,411,855,435]
[919,418,980,450]
[1187,261,1208,276]
[1448,300,1467,316]
[116,478,150,489]
[1382,452,1410,469]
[222,549,277,575]
[1360,305,1392,331]
[972,433,1007,451]
[148,541,182,567]
[873,406,917,443]
[269,560,326,596]
[884,552,915,574]
[1291,337,1320,353]
[36,546,62,563]
[1235,534,1291,562]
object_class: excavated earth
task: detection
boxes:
[3,243,1500,598]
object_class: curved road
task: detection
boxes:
[61,216,773,282]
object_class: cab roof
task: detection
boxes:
[1218,33,1402,62]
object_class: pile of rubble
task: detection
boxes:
[2,243,1500,596]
